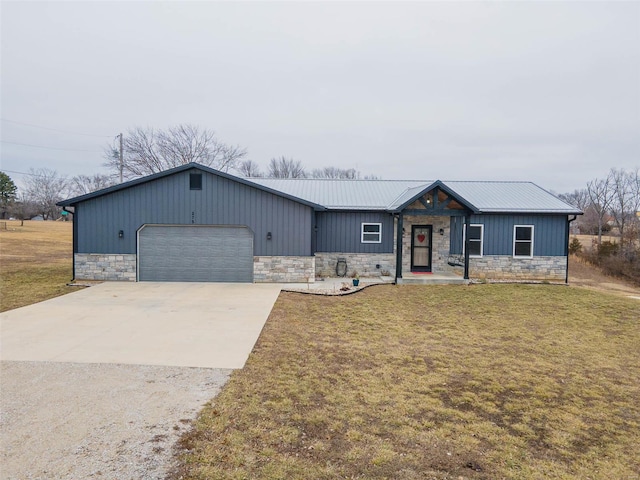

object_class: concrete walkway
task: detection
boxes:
[0,282,282,369]
[282,276,395,294]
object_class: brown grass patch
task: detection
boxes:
[172,284,640,480]
[569,255,640,297]
[573,235,618,252]
[0,220,73,312]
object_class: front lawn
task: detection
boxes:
[0,220,73,312]
[173,284,639,480]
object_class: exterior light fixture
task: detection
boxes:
[439,228,444,236]
[266,232,272,240]
[118,230,124,239]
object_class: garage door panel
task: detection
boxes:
[138,225,253,282]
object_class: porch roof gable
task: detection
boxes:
[387,180,479,214]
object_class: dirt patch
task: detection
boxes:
[0,362,231,480]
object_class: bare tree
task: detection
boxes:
[236,160,263,178]
[586,174,613,245]
[9,194,39,225]
[23,168,69,220]
[631,167,640,220]
[609,168,638,246]
[268,157,306,178]
[311,167,360,179]
[558,188,589,211]
[104,125,247,180]
[559,188,590,234]
[70,173,117,196]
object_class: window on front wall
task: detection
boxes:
[513,225,534,258]
[463,224,483,257]
[361,223,382,243]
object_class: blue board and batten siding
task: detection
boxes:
[449,214,568,256]
[75,169,314,256]
[315,211,394,253]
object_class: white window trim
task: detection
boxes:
[463,224,484,258]
[513,225,534,258]
[361,222,382,243]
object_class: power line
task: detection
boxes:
[1,118,112,138]
[0,140,103,153]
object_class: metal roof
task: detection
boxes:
[57,162,581,215]
[250,178,426,210]
[441,181,581,213]
[251,178,581,214]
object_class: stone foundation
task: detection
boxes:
[253,256,315,283]
[314,252,396,278]
[470,255,567,281]
[75,254,137,281]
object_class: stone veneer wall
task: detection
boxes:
[401,216,454,274]
[75,254,137,281]
[470,255,567,281]
[314,253,396,278]
[253,256,315,283]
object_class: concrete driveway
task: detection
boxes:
[0,282,283,369]
[1,282,284,479]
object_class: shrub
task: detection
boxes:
[569,237,582,255]
[597,241,619,257]
[599,253,640,285]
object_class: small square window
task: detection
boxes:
[513,225,534,258]
[361,223,382,243]
[190,173,202,190]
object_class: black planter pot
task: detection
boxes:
[352,279,360,286]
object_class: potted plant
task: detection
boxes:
[352,272,360,287]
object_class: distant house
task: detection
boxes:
[57,163,581,283]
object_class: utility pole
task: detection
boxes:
[117,133,124,183]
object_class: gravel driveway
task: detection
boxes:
[0,361,230,480]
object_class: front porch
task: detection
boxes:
[394,181,475,282]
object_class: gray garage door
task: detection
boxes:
[138,225,254,282]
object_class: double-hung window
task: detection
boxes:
[464,224,484,257]
[513,225,534,258]
[361,223,382,243]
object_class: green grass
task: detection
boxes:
[172,284,640,480]
[0,264,73,312]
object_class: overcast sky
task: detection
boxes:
[1,1,639,193]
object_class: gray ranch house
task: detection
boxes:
[57,163,581,283]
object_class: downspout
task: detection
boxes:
[565,215,577,284]
[63,206,76,282]
[395,213,403,283]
